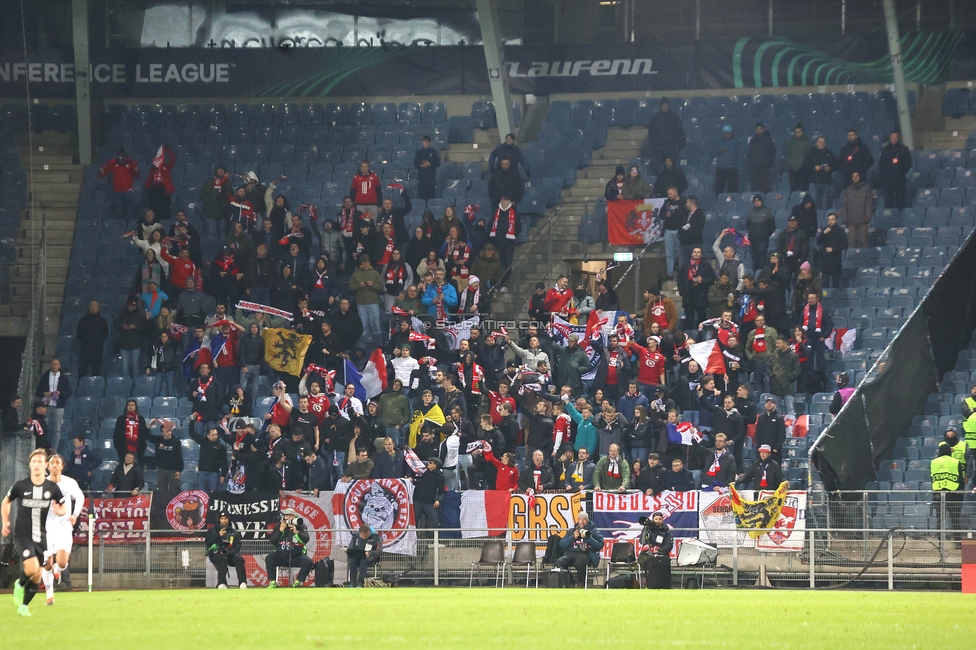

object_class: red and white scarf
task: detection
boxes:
[385,263,406,286]
[490,205,517,240]
[687,259,701,280]
[606,457,621,479]
[802,302,823,333]
[196,375,214,402]
[458,278,480,313]
[313,268,329,289]
[706,449,725,477]
[340,207,356,237]
[752,326,767,353]
[434,286,446,320]
[379,237,395,266]
[125,414,140,453]
[455,361,485,394]
[236,301,294,322]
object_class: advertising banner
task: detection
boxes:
[332,479,416,556]
[74,494,151,545]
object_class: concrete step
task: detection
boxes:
[473,129,500,147]
[943,116,976,132]
[606,127,648,141]
[444,148,490,164]
[18,144,75,159]
[26,155,76,166]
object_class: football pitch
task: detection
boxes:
[5,588,975,647]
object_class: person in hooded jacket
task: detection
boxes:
[643,97,686,169]
[789,194,819,240]
[653,158,688,198]
[605,165,626,201]
[746,194,776,271]
[837,129,874,188]
[815,212,847,288]
[802,136,838,210]
[829,372,856,416]
[622,165,653,200]
[488,157,525,206]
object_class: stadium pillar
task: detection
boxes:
[476,0,516,139]
[71,0,93,165]
[882,0,915,150]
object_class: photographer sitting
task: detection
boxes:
[345,523,383,587]
[205,512,247,589]
[265,509,313,587]
[556,511,604,587]
[636,511,674,589]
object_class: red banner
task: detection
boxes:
[74,494,151,545]
[607,198,666,246]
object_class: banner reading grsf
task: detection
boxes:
[0,62,230,84]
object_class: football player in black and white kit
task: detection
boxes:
[1,449,66,617]
[41,454,85,604]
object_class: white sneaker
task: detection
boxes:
[239,583,248,589]
[217,584,227,590]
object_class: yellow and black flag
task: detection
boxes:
[728,481,790,538]
[261,328,311,376]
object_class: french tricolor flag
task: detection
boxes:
[360,348,388,399]
[438,490,512,539]
[688,339,727,375]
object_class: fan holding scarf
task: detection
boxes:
[113,399,149,465]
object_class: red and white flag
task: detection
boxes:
[688,339,727,375]
[409,331,436,350]
[152,145,165,168]
[361,348,388,399]
[825,328,857,358]
[403,446,427,475]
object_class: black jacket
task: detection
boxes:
[699,401,746,448]
[646,109,686,156]
[113,413,149,463]
[205,523,241,557]
[653,166,688,198]
[145,431,184,471]
[109,462,145,492]
[35,370,72,408]
[488,167,525,206]
[878,142,912,182]
[114,306,147,351]
[346,529,383,560]
[678,259,716,310]
[816,225,848,274]
[838,137,874,180]
[414,467,446,504]
[188,420,229,475]
[76,312,109,355]
[666,468,696,491]
[747,132,776,172]
[634,463,668,495]
[677,208,705,245]
[754,408,786,452]
[789,201,819,240]
[777,226,809,264]
[741,457,786,490]
[694,446,737,487]
[802,146,838,185]
[270,520,310,552]
[518,462,556,491]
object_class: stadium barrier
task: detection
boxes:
[57,484,967,590]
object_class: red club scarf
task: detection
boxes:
[379,237,395,266]
[687,259,701,280]
[752,326,767,353]
[125,415,140,453]
[802,302,823,332]
[706,449,725,477]
[385,263,406,286]
[340,208,356,237]
[490,205,516,240]
[196,375,214,402]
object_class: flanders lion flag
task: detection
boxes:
[728,481,790,538]
[408,405,446,449]
[261,328,311,376]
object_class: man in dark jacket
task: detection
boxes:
[556,511,605,586]
[666,458,696,491]
[803,136,838,210]
[488,157,525,206]
[678,246,716,329]
[107,452,145,495]
[634,452,668,496]
[486,197,520,270]
[243,243,276,307]
[65,433,101,490]
[877,131,912,209]
[754,398,786,462]
[76,301,109,377]
[206,513,247,588]
[265,510,313,587]
[653,158,688,198]
[488,133,531,178]
[695,432,737,488]
[414,457,446,532]
[346,523,383,587]
[678,195,705,266]
[115,296,148,380]
[145,419,184,491]
[746,123,776,193]
[34,358,71,453]
[518,449,556,491]
[699,395,746,472]
[838,129,874,188]
[644,97,685,169]
[331,298,364,354]
[776,215,810,288]
[746,194,776,271]
[414,135,441,200]
[815,212,847,288]
[741,444,786,491]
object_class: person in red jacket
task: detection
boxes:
[626,338,667,397]
[482,448,519,491]
[145,145,176,221]
[99,148,140,224]
[351,160,382,218]
[161,246,198,300]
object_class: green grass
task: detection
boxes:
[5,589,976,647]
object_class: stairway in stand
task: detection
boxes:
[0,131,82,363]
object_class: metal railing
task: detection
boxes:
[66,524,967,591]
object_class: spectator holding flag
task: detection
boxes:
[145,144,176,220]
[99,148,140,224]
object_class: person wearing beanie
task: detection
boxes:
[653,157,688,199]
[746,122,776,194]
[777,214,809,288]
[528,281,549,323]
[644,96,686,169]
[785,123,812,193]
[605,165,627,201]
[715,124,740,196]
[741,442,786,490]
[789,193,819,240]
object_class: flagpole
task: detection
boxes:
[612,238,657,291]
